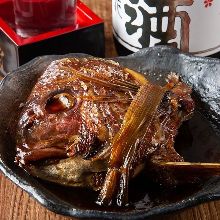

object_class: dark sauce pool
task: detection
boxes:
[38,172,202,213]
[35,111,220,212]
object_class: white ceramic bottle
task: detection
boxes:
[113,0,220,57]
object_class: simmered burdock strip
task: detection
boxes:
[97,83,166,206]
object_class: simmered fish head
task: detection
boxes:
[15,58,194,191]
[16,58,138,166]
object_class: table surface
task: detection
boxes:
[1,1,220,219]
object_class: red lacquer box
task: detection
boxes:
[0,0,104,75]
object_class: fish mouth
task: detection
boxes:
[22,146,67,164]
[17,137,109,190]
[17,132,103,165]
[17,138,71,165]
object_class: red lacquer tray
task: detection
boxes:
[0,0,104,75]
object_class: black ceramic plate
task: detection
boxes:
[1,46,220,219]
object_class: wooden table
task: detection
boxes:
[1,1,220,219]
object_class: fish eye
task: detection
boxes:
[45,93,75,114]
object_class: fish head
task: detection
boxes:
[16,58,135,166]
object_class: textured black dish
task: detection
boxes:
[1,46,220,219]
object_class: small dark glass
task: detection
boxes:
[13,0,77,38]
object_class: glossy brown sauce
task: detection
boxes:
[35,111,220,211]
[39,172,202,212]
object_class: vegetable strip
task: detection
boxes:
[97,83,166,206]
